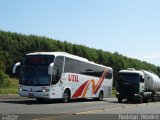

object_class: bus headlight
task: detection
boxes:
[116,92,120,95]
[19,88,22,91]
[42,89,49,92]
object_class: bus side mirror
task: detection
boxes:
[48,63,54,75]
[140,78,144,83]
[12,62,21,74]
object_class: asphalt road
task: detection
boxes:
[0,97,160,120]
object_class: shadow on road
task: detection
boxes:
[0,98,109,105]
[104,98,137,104]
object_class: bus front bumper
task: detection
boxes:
[116,92,142,100]
[19,91,50,98]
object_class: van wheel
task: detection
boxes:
[146,98,150,103]
[118,98,122,103]
[63,89,70,103]
[135,99,143,104]
[139,99,143,103]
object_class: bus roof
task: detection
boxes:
[27,52,88,61]
[26,52,112,70]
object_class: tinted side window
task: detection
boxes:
[106,70,113,79]
[64,57,75,73]
[64,57,112,79]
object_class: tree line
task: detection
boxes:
[0,30,160,86]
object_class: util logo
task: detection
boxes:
[68,74,79,82]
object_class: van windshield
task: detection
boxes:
[118,73,140,83]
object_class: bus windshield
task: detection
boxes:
[20,55,55,86]
[118,73,140,83]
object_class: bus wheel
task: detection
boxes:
[99,91,104,101]
[63,89,70,103]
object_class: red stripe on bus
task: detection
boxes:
[71,80,89,98]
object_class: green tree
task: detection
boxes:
[0,30,160,86]
[0,70,11,87]
[0,60,5,72]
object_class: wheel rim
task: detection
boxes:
[63,92,69,103]
[99,92,103,100]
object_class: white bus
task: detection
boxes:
[13,52,113,102]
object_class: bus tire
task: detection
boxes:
[99,91,104,101]
[95,91,103,101]
[63,89,70,103]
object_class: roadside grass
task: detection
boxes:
[0,78,19,94]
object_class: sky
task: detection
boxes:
[0,0,160,66]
